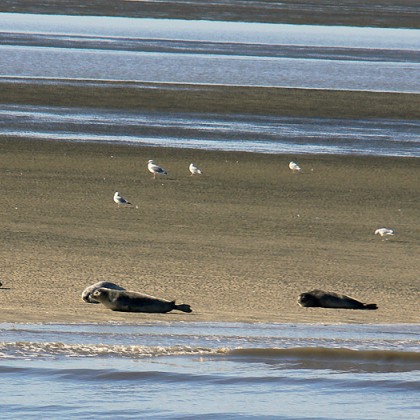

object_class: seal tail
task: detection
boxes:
[363,303,378,310]
[172,301,192,313]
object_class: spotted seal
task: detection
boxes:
[82,281,126,303]
[92,288,192,313]
[298,289,378,310]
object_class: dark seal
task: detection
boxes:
[92,288,192,313]
[298,289,378,310]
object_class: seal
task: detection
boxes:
[92,288,192,313]
[298,289,378,310]
[82,281,126,303]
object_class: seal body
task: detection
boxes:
[298,289,378,310]
[92,288,192,313]
[82,281,126,303]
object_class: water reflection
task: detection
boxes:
[1,13,419,92]
[1,104,419,156]
[1,14,420,50]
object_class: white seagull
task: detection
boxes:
[148,160,167,179]
[375,228,395,239]
[189,163,203,175]
[289,161,302,173]
[113,191,131,207]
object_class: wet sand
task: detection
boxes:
[2,80,420,120]
[2,0,419,28]
[1,138,419,324]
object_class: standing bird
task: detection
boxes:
[289,161,302,173]
[113,191,131,207]
[148,160,167,179]
[189,163,203,176]
[374,228,394,239]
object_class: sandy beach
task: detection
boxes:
[1,0,419,325]
[1,4,419,420]
[1,138,419,324]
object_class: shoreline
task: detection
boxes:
[1,0,419,29]
[2,80,420,120]
[1,320,418,327]
[1,139,419,325]
[2,135,420,160]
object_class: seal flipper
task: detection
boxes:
[363,303,378,310]
[172,301,192,313]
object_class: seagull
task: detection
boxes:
[189,163,203,175]
[148,160,167,179]
[289,161,302,173]
[113,191,131,207]
[375,228,394,239]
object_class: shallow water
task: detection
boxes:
[1,322,419,419]
[1,104,419,157]
[2,13,420,157]
[1,13,420,92]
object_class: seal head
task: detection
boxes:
[82,281,126,303]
